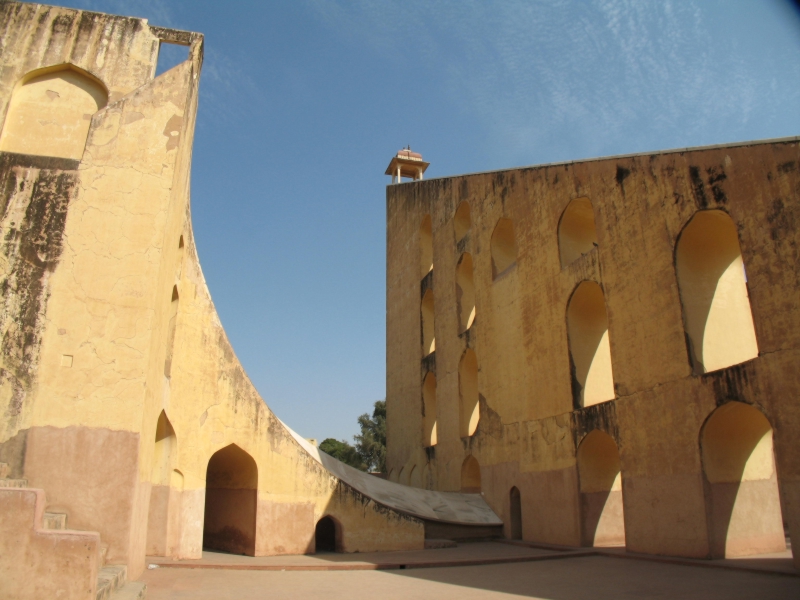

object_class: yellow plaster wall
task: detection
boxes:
[386,139,800,561]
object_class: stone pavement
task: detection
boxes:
[142,541,799,599]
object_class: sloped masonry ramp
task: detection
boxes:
[281,421,502,526]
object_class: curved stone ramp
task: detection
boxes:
[281,421,502,526]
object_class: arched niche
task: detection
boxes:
[509,487,522,540]
[559,197,598,267]
[421,289,436,356]
[577,430,625,547]
[454,201,471,242]
[409,465,422,488]
[675,210,758,374]
[422,372,438,448]
[146,411,178,556]
[314,516,341,553]
[203,444,258,556]
[164,286,180,377]
[459,349,480,437]
[461,455,481,493]
[420,214,433,279]
[701,401,785,558]
[491,218,518,279]
[567,281,615,408]
[0,65,108,160]
[456,253,476,332]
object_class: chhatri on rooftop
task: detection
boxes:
[385,146,430,183]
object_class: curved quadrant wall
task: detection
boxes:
[559,197,598,267]
[0,66,108,160]
[203,444,258,556]
[676,210,758,374]
[567,281,615,407]
[701,401,785,558]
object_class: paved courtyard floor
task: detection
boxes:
[142,542,799,599]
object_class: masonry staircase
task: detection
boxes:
[0,462,146,600]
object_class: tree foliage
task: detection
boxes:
[319,438,366,471]
[354,400,386,473]
[319,400,387,473]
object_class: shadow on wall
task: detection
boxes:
[203,444,258,556]
[675,210,758,374]
[577,430,625,548]
[509,486,522,540]
[701,401,786,558]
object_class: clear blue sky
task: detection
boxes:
[63,0,800,444]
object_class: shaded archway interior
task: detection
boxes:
[461,455,481,493]
[701,401,785,558]
[509,487,522,540]
[421,289,436,356]
[314,516,338,553]
[459,349,480,437]
[675,210,758,374]
[567,281,615,407]
[559,197,598,267]
[203,444,258,556]
[422,372,438,448]
[146,410,180,556]
[491,218,517,279]
[456,253,476,332]
[454,201,471,241]
[577,430,625,547]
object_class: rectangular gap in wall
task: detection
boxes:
[156,41,190,76]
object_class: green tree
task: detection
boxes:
[319,438,367,471]
[355,400,386,473]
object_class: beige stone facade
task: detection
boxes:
[385,136,800,566]
[0,4,502,599]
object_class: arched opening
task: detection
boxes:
[387,469,395,482]
[567,281,615,408]
[459,349,480,437]
[409,465,422,488]
[203,444,258,556]
[577,430,625,547]
[422,372,438,447]
[422,464,432,490]
[454,201,471,242]
[421,289,436,356]
[164,286,180,378]
[420,214,433,279]
[397,467,406,485]
[491,218,517,279]
[509,487,522,540]
[701,401,785,558]
[0,65,108,160]
[456,253,476,332]
[314,516,340,553]
[461,455,481,493]
[676,210,758,374]
[176,235,185,279]
[559,197,598,267]
[146,411,177,556]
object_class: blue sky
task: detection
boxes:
[62,0,800,444]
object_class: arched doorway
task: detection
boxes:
[461,455,481,493]
[577,430,625,547]
[315,516,339,553]
[203,444,258,556]
[675,210,758,374]
[701,401,785,558]
[509,487,522,540]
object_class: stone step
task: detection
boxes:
[0,478,27,488]
[96,565,126,600]
[109,582,146,600]
[43,511,67,530]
